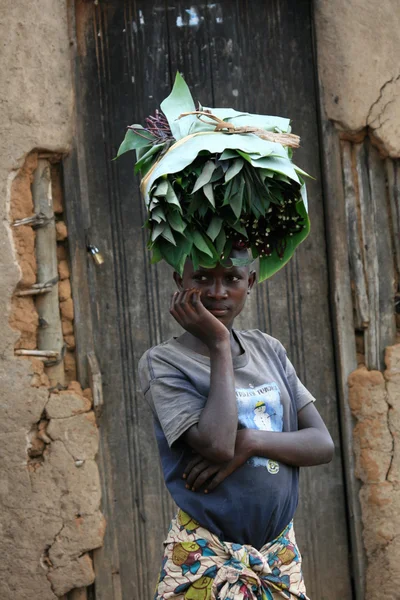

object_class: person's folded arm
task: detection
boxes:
[243,402,335,467]
[183,403,334,492]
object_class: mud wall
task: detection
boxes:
[0,2,104,599]
[315,2,400,598]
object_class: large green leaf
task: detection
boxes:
[230,178,245,219]
[165,182,182,211]
[161,222,176,246]
[201,107,291,132]
[168,210,186,233]
[192,230,213,257]
[134,143,165,174]
[116,126,156,158]
[154,180,168,197]
[203,183,215,208]
[158,235,192,274]
[206,216,223,241]
[225,158,244,182]
[151,222,165,242]
[192,160,216,193]
[160,72,196,140]
[142,132,290,205]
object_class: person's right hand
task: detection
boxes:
[170,288,229,348]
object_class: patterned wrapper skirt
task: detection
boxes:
[154,509,309,600]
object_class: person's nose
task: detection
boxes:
[207,279,228,299]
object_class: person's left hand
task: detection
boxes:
[182,429,254,493]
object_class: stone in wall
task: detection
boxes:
[348,344,400,598]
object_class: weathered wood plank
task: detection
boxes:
[316,117,365,596]
[367,144,396,365]
[355,142,380,369]
[386,159,400,278]
[341,141,370,329]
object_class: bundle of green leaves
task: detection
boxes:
[117,73,310,281]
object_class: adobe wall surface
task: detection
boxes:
[315,0,400,157]
[315,2,400,598]
[0,2,104,599]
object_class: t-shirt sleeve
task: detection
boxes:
[263,334,316,412]
[283,354,316,412]
[138,348,206,447]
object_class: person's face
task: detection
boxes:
[174,251,256,329]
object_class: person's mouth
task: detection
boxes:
[205,305,230,316]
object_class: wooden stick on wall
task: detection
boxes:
[32,159,65,386]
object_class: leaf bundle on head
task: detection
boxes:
[117,73,311,281]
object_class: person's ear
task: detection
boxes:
[173,271,184,290]
[247,270,256,293]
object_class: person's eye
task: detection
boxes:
[227,275,241,282]
[193,275,208,282]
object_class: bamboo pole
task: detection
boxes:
[15,349,59,358]
[32,159,65,385]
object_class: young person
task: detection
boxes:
[139,249,334,600]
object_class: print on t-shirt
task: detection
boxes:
[236,382,283,468]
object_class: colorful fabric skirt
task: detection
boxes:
[154,509,309,600]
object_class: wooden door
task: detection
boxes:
[65,1,354,598]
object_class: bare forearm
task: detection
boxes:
[185,340,237,462]
[246,428,335,467]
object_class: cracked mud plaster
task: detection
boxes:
[348,344,400,598]
[0,1,106,596]
[315,0,400,156]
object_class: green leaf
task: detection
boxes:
[150,243,162,264]
[225,158,244,182]
[230,220,247,237]
[154,180,168,197]
[151,222,165,242]
[230,178,245,218]
[196,250,218,268]
[219,149,240,160]
[116,126,156,158]
[210,166,224,183]
[167,210,186,233]
[187,193,204,216]
[158,235,191,274]
[222,180,233,206]
[202,106,291,133]
[192,230,214,257]
[203,183,215,208]
[160,72,196,140]
[165,182,182,211]
[151,206,166,223]
[206,216,223,241]
[230,256,253,267]
[294,165,313,179]
[161,222,176,246]
[192,160,216,193]
[134,143,165,174]
[215,228,226,254]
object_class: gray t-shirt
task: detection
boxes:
[139,329,315,548]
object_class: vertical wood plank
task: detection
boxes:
[341,141,370,329]
[367,144,396,365]
[316,119,365,600]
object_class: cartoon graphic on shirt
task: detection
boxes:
[235,382,283,469]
